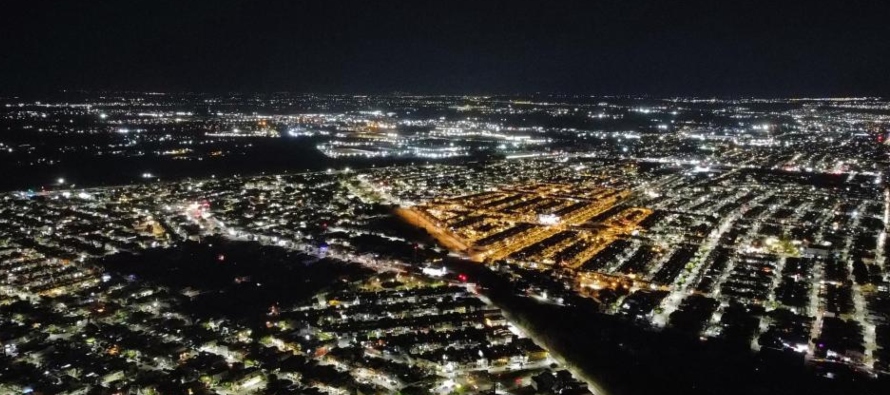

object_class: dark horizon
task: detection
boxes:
[2,0,890,96]
[6,90,889,100]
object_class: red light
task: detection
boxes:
[458,274,467,282]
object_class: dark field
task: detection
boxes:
[98,237,373,320]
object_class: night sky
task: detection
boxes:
[2,0,889,96]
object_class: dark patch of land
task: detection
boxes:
[97,236,373,321]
